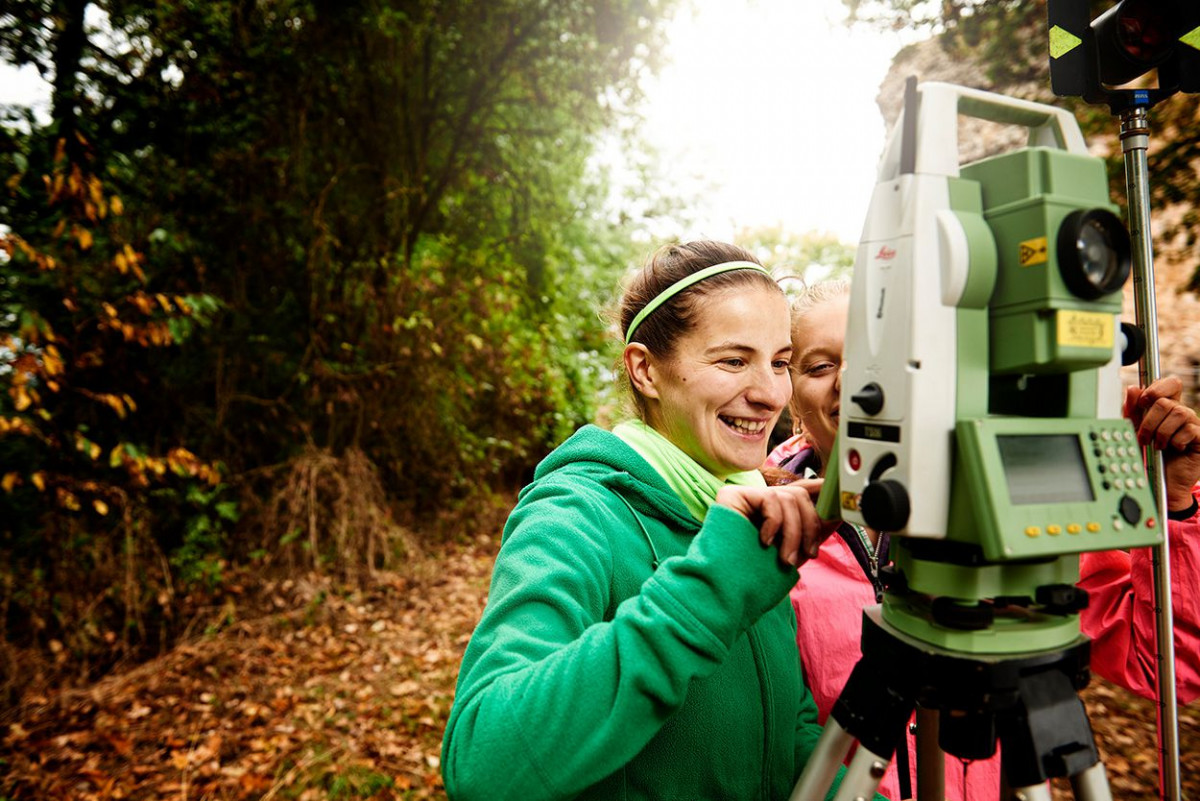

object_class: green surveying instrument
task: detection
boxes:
[791,76,1170,801]
[792,3,1200,798]
[825,78,1160,651]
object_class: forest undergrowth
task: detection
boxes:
[0,532,1196,801]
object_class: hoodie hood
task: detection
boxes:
[530,424,699,533]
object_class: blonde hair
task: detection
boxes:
[789,278,850,350]
[787,278,851,430]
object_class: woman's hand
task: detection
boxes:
[1124,376,1200,511]
[716,481,838,567]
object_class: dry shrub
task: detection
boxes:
[255,446,414,584]
[0,497,179,710]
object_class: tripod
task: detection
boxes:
[789,607,1113,801]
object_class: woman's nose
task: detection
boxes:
[747,365,790,409]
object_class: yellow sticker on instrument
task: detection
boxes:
[1019,237,1048,267]
[1182,26,1200,52]
[1049,25,1083,59]
[841,491,859,513]
[1057,310,1114,349]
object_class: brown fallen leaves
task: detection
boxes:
[0,532,1196,800]
[1060,679,1200,800]
[0,536,496,801]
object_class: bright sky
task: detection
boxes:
[0,64,50,116]
[0,1,915,245]
[637,0,916,243]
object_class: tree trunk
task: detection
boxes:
[50,0,88,161]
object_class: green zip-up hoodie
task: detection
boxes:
[442,425,855,800]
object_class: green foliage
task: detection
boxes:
[0,132,234,693]
[167,483,240,589]
[735,225,856,287]
[1,0,680,695]
[327,766,394,799]
[83,0,671,499]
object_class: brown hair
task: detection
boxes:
[615,240,780,419]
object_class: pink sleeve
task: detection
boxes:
[765,434,804,468]
[1079,486,1200,704]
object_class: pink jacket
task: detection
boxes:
[791,488,1200,800]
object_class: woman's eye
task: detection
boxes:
[723,358,746,368]
[806,362,835,376]
[772,359,790,370]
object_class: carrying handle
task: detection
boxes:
[880,79,1089,180]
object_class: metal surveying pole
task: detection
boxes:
[1119,102,1182,801]
[1046,2,1200,792]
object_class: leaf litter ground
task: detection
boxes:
[1,534,1196,800]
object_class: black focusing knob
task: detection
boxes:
[851,382,885,415]
[1119,495,1142,526]
[860,479,910,532]
[1120,321,1146,367]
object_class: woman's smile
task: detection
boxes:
[719,415,771,436]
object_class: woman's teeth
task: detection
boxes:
[722,417,766,434]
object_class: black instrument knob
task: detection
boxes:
[1036,584,1090,615]
[1120,321,1146,367]
[1119,495,1142,526]
[860,479,910,532]
[851,382,885,415]
[931,597,994,631]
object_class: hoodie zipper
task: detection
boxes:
[852,523,878,578]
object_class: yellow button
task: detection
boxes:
[1086,522,1101,532]
[1067,523,1082,534]
[1025,526,1042,537]
[1047,525,1062,535]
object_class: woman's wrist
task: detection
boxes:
[1167,495,1199,521]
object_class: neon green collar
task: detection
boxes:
[613,420,765,522]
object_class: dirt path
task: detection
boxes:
[1,534,1196,800]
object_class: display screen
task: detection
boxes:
[996,434,1095,505]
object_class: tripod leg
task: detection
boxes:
[914,707,944,801]
[1068,763,1113,801]
[793,612,920,800]
[789,718,856,801]
[831,743,893,801]
[1006,783,1053,801]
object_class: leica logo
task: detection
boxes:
[875,245,896,261]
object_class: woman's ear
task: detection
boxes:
[624,344,660,399]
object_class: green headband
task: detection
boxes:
[624,260,773,345]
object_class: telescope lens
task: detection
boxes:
[1079,221,1119,282]
[1057,209,1132,300]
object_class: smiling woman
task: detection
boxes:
[621,249,793,480]
[441,239,879,801]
